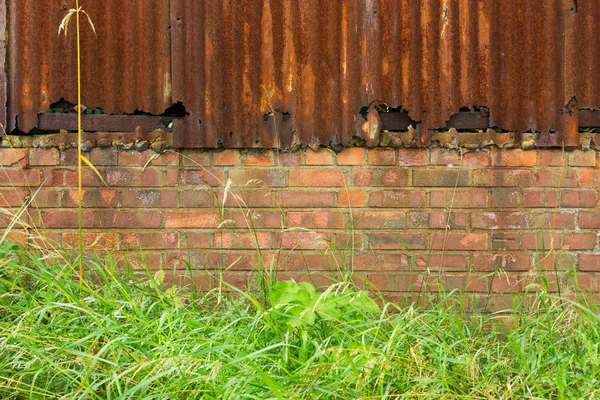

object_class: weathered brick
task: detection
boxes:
[180,190,213,207]
[368,232,428,250]
[491,189,521,208]
[407,212,429,228]
[0,169,41,186]
[289,169,346,187]
[232,211,282,229]
[353,168,410,186]
[215,232,272,249]
[229,169,286,187]
[534,169,577,187]
[62,232,120,249]
[275,191,335,208]
[564,233,597,250]
[472,212,528,229]
[577,170,600,187]
[491,232,520,250]
[90,148,118,166]
[151,151,180,166]
[352,211,406,229]
[579,212,600,229]
[120,150,151,166]
[0,148,27,166]
[166,169,224,186]
[0,189,27,207]
[429,211,469,229]
[431,233,488,250]
[397,149,427,166]
[216,189,272,207]
[429,189,488,208]
[213,149,241,166]
[181,150,210,167]
[121,190,178,208]
[107,168,161,186]
[277,152,302,166]
[522,191,558,208]
[287,211,345,229]
[579,255,600,272]
[537,149,565,166]
[568,150,596,167]
[473,169,532,187]
[63,189,118,208]
[491,148,536,166]
[286,253,342,271]
[521,232,561,250]
[462,150,490,166]
[333,232,364,250]
[368,190,426,207]
[121,232,180,250]
[180,232,212,249]
[414,254,468,271]
[529,211,575,229]
[430,148,460,165]
[337,189,366,207]
[244,152,273,166]
[29,148,58,166]
[225,251,281,270]
[164,211,220,228]
[352,254,409,271]
[305,148,336,165]
[276,231,333,250]
[368,148,396,165]
[336,147,365,165]
[561,191,598,208]
[413,168,469,186]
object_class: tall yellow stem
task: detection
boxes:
[76,0,83,286]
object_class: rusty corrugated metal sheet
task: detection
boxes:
[171,0,598,148]
[7,0,172,133]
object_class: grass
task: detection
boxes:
[1,240,599,399]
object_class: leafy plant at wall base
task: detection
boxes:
[59,2,103,287]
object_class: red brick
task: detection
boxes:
[244,152,273,166]
[414,254,468,271]
[275,191,335,207]
[0,148,27,166]
[121,190,178,208]
[59,148,79,165]
[336,147,365,165]
[368,148,396,165]
[285,253,342,271]
[522,232,561,250]
[120,150,150,166]
[216,189,272,208]
[397,149,427,166]
[334,232,364,250]
[108,211,162,228]
[368,232,428,249]
[473,169,532,187]
[276,152,302,166]
[522,191,558,208]
[180,190,213,207]
[561,191,598,207]
[229,210,282,229]
[577,170,600,187]
[413,168,469,186]
[579,212,600,229]
[62,232,120,249]
[489,275,523,292]
[431,233,488,250]
[180,150,211,167]
[63,189,118,208]
[287,211,345,229]
[407,212,429,228]
[337,189,366,207]
[491,232,520,250]
[151,151,180,166]
[276,231,333,250]
[28,148,58,166]
[106,168,160,186]
[225,251,280,270]
[0,189,27,207]
[568,150,596,167]
[353,168,410,186]
[462,150,490,166]
[533,169,577,187]
[289,169,346,187]
[215,232,272,249]
[430,148,460,165]
[229,169,285,187]
[164,211,220,228]
[491,148,536,166]
[166,169,224,186]
[0,169,41,186]
[180,232,212,249]
[368,190,426,207]
[51,168,109,187]
[214,149,241,166]
[579,255,600,271]
[537,150,565,166]
[472,212,528,229]
[305,148,335,165]
[90,148,118,166]
[27,188,60,208]
[429,189,488,208]
[121,232,180,250]
[352,211,406,229]
[426,275,486,292]
[564,233,597,250]
[529,211,575,229]
[491,189,521,208]
[429,211,469,229]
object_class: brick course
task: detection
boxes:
[1,146,599,295]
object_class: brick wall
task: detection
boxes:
[1,144,599,307]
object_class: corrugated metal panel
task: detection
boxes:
[7,0,172,133]
[172,0,598,148]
